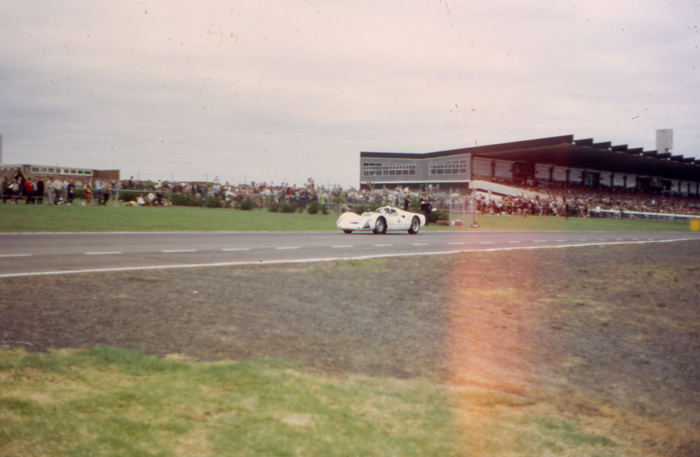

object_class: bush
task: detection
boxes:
[268,202,280,212]
[237,197,257,211]
[429,208,449,223]
[352,203,380,215]
[204,196,224,208]
[409,197,422,213]
[307,201,322,215]
[118,190,149,203]
[279,202,299,213]
[170,193,199,207]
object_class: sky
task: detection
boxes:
[1,0,698,188]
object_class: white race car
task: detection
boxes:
[336,206,426,234]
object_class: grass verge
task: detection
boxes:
[0,204,693,232]
[0,347,625,457]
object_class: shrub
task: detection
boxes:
[268,202,280,212]
[170,193,199,207]
[307,201,321,215]
[409,197,422,213]
[118,190,149,203]
[429,208,449,223]
[237,197,257,211]
[352,204,380,215]
[279,202,299,213]
[204,196,224,208]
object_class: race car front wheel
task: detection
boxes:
[408,217,420,234]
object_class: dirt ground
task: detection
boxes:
[1,241,699,456]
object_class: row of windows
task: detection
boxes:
[362,163,416,176]
[30,167,93,176]
[429,160,468,175]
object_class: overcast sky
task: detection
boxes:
[1,0,698,187]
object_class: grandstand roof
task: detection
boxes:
[362,135,700,182]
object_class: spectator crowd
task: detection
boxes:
[3,174,700,218]
[475,183,700,218]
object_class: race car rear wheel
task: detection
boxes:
[408,216,420,234]
[373,217,387,234]
[343,229,353,234]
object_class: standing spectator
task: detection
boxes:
[8,178,20,203]
[62,178,70,202]
[95,180,104,205]
[53,178,63,204]
[103,181,112,205]
[46,177,55,205]
[1,177,8,203]
[421,196,432,225]
[111,180,121,202]
[17,176,25,202]
[24,178,34,204]
[36,179,45,204]
[67,181,75,204]
[83,181,92,204]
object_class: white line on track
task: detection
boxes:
[533,240,547,243]
[276,247,301,250]
[221,248,251,251]
[2,238,698,279]
[0,254,32,258]
[412,243,429,246]
[162,249,196,253]
[332,245,354,248]
[374,244,394,247]
[480,241,495,244]
[448,242,465,245]
[85,252,122,255]
[556,239,567,242]
[508,241,520,243]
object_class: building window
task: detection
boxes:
[363,162,416,177]
[362,162,380,176]
[430,160,468,175]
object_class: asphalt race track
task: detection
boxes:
[1,231,699,278]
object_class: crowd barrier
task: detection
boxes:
[596,209,698,223]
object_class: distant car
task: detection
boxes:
[336,206,426,234]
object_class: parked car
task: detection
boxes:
[336,206,426,234]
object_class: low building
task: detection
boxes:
[0,164,119,183]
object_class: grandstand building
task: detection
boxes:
[360,134,700,196]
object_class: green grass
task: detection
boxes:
[0,204,694,232]
[0,347,464,457]
[0,347,625,457]
[0,205,338,232]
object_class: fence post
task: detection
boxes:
[691,218,700,232]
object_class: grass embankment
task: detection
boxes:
[0,347,621,457]
[0,204,693,232]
